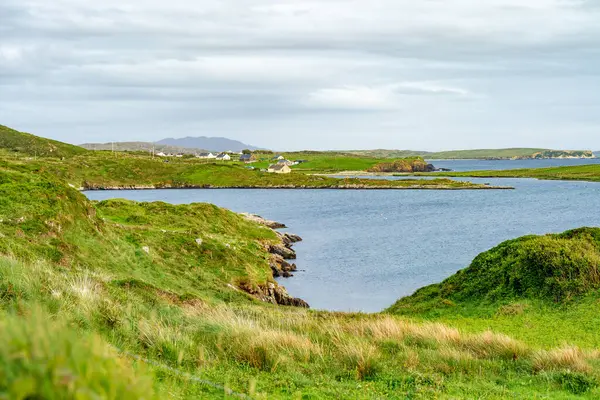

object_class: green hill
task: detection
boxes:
[0,124,87,158]
[389,228,600,313]
[347,148,595,160]
[388,228,600,355]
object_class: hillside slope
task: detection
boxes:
[388,228,600,350]
[0,125,87,158]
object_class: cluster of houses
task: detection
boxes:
[156,150,306,174]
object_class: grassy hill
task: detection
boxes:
[1,165,600,397]
[346,148,595,160]
[388,228,600,352]
[0,125,88,158]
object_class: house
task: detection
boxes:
[277,159,294,166]
[239,154,257,163]
[176,153,184,158]
[216,153,231,161]
[272,155,285,161]
[267,164,292,174]
[197,152,216,159]
[156,152,167,157]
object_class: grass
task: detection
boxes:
[388,228,600,352]
[0,125,88,158]
[432,164,600,182]
[0,150,492,190]
[1,163,599,397]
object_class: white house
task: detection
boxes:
[216,153,231,161]
[156,152,167,157]
[267,164,291,174]
[197,152,216,159]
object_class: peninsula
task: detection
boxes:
[0,124,507,190]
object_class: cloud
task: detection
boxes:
[0,0,599,150]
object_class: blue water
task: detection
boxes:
[428,158,600,172]
[86,168,600,313]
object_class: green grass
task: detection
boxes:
[1,163,599,398]
[433,164,600,182]
[388,228,600,350]
[0,151,491,190]
[0,125,88,158]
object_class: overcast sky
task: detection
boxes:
[1,0,600,150]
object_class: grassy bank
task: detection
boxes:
[0,163,599,397]
[430,164,600,182]
[389,227,600,353]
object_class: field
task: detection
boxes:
[432,164,600,182]
[0,150,494,190]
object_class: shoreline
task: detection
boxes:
[80,183,513,191]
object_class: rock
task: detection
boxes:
[240,213,286,229]
[276,231,303,246]
[367,158,437,173]
[270,254,297,278]
[269,244,296,260]
[239,282,308,308]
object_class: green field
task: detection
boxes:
[0,152,492,191]
[432,164,600,182]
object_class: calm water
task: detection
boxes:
[85,160,600,312]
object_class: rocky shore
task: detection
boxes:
[241,213,309,308]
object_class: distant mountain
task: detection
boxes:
[157,137,263,152]
[0,124,87,158]
[80,142,206,155]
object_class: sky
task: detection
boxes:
[1,0,600,151]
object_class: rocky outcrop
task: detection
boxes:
[241,282,309,308]
[241,213,287,229]
[270,254,297,278]
[368,158,436,173]
[269,243,297,260]
[239,213,308,306]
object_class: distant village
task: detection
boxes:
[154,151,305,174]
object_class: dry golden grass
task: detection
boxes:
[533,346,592,373]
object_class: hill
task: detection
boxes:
[388,228,600,353]
[0,124,87,158]
[158,136,263,152]
[346,148,595,160]
[389,228,600,314]
[80,141,207,155]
